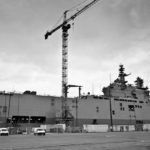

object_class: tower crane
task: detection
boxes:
[45,0,100,125]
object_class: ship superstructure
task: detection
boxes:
[66,65,150,129]
[101,65,150,129]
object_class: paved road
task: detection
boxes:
[0,132,150,150]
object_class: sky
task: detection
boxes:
[0,0,150,97]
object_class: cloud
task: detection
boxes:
[1,0,150,96]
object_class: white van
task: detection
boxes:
[33,128,46,136]
[0,128,9,136]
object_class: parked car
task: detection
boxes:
[33,128,46,136]
[0,128,9,136]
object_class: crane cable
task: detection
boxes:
[67,0,90,13]
[50,0,95,33]
[52,13,64,29]
[67,0,90,32]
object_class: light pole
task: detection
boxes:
[109,86,113,132]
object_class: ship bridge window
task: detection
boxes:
[128,105,135,111]
[120,107,125,111]
[114,98,118,101]
[135,105,141,108]
[125,99,137,103]
[119,103,125,111]
[51,99,55,106]
[112,110,115,115]
[96,106,99,113]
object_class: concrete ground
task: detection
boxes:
[0,132,150,150]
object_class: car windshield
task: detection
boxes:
[37,129,44,131]
[2,129,7,131]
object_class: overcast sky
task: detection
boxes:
[0,0,150,96]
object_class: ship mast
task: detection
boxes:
[118,64,131,89]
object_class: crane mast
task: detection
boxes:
[62,11,70,98]
[45,0,100,125]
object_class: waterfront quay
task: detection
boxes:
[0,132,150,150]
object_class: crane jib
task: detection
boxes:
[45,0,100,39]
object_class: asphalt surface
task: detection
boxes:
[0,132,150,150]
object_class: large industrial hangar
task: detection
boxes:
[0,91,63,126]
[0,91,111,127]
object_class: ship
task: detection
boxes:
[0,65,150,131]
